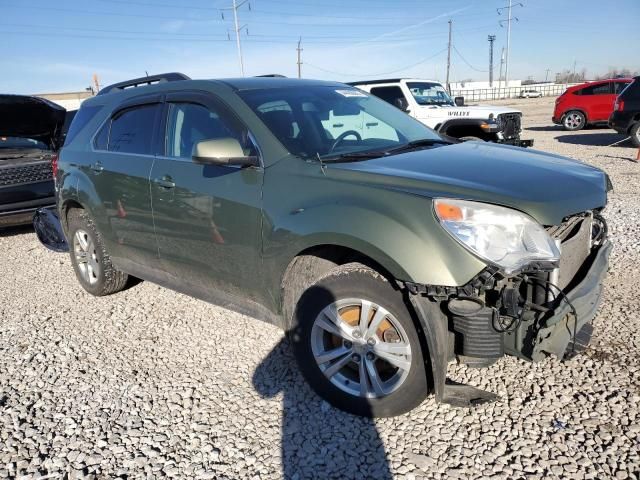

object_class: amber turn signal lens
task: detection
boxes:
[435,201,463,221]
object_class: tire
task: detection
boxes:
[67,208,128,296]
[630,122,640,148]
[562,110,586,131]
[459,136,485,142]
[290,263,429,417]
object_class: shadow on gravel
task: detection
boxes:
[0,224,33,237]
[526,125,564,132]
[555,132,632,147]
[253,339,392,480]
[253,283,393,480]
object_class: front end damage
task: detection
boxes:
[407,212,611,406]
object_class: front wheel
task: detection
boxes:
[290,263,429,417]
[630,122,640,148]
[563,110,586,131]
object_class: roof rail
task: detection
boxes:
[97,72,191,96]
[254,74,287,78]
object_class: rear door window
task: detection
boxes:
[579,83,612,96]
[108,104,160,154]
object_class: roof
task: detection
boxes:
[217,77,345,90]
[95,72,347,99]
[348,78,438,86]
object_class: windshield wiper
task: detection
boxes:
[385,138,451,155]
[321,151,385,162]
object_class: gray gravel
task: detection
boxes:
[1,96,639,479]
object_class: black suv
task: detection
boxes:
[609,76,640,147]
[0,95,66,226]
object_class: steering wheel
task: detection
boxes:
[330,130,362,153]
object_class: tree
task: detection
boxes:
[595,68,639,80]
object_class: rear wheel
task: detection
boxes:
[563,110,586,131]
[630,122,640,148]
[67,209,128,296]
[290,263,429,417]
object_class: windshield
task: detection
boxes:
[238,85,442,160]
[0,136,49,150]
[406,82,454,106]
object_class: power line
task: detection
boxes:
[2,2,495,27]
[452,46,487,73]
[0,21,497,44]
[305,48,447,77]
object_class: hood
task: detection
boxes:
[0,94,67,148]
[327,142,608,226]
[415,103,520,117]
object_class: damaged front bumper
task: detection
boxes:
[522,240,612,362]
[408,212,611,407]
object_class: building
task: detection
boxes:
[34,91,94,111]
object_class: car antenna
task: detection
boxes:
[316,152,327,175]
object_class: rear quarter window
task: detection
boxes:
[63,105,103,147]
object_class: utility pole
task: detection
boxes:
[572,60,577,82]
[498,1,522,88]
[498,47,505,89]
[446,19,452,93]
[296,37,303,79]
[221,0,250,76]
[545,68,550,82]
[488,35,496,87]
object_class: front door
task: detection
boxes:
[87,97,162,268]
[150,92,264,303]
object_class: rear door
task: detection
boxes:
[150,91,264,302]
[580,82,615,121]
[88,96,161,268]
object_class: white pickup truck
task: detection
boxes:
[349,79,533,147]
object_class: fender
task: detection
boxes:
[58,167,114,246]
[262,196,486,313]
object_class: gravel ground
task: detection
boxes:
[1,96,639,480]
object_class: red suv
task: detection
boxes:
[553,78,632,131]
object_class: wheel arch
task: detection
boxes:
[279,242,406,331]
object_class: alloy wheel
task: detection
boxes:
[73,229,100,285]
[310,298,412,399]
[564,112,584,130]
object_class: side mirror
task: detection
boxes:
[192,138,259,167]
[454,96,464,107]
[393,97,409,112]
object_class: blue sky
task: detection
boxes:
[1,0,638,94]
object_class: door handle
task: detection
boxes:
[90,162,104,173]
[153,176,175,189]
[366,122,378,127]
[333,123,344,128]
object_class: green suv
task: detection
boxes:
[36,73,612,417]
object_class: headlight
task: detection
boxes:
[434,198,560,274]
